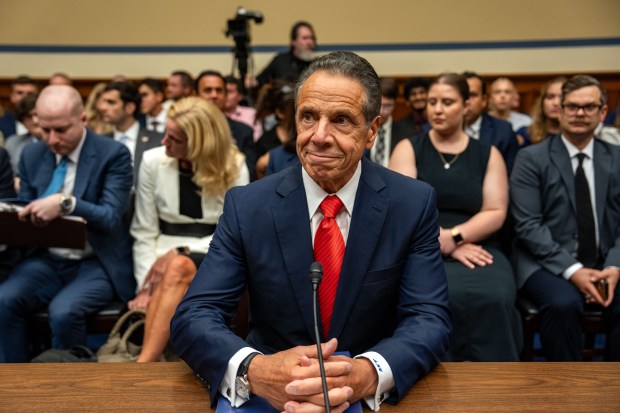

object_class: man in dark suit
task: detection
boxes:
[392,77,430,138]
[511,75,620,361]
[463,72,519,173]
[369,77,408,167]
[99,82,162,184]
[195,70,257,180]
[171,52,451,411]
[0,85,135,362]
[0,76,39,139]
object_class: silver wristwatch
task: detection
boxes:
[59,194,72,215]
[235,352,259,401]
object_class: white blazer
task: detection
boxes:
[130,146,249,288]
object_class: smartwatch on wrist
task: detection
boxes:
[176,246,190,256]
[235,352,259,401]
[451,227,464,245]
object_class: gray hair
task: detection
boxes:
[295,51,381,125]
[561,75,607,106]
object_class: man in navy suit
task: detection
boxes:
[511,75,620,360]
[195,70,257,181]
[171,52,451,411]
[463,72,519,173]
[0,85,135,362]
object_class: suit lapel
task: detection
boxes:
[272,167,316,338]
[479,114,492,144]
[549,136,577,214]
[72,132,96,198]
[593,140,611,229]
[38,150,57,197]
[330,159,388,339]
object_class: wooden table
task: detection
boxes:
[0,362,618,412]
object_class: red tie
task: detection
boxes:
[314,195,345,338]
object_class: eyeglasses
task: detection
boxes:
[561,103,602,115]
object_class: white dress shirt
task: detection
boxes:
[369,117,393,168]
[220,161,395,411]
[113,121,140,163]
[560,135,598,279]
[145,108,168,134]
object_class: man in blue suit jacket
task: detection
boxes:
[171,52,451,412]
[0,85,135,362]
[463,72,519,173]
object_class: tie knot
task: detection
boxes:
[59,156,69,166]
[576,152,587,166]
[319,196,344,219]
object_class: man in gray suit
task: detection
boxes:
[99,82,162,184]
[511,75,620,361]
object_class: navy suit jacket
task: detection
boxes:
[0,148,16,199]
[479,113,519,173]
[18,130,136,301]
[171,158,451,404]
[0,111,16,139]
[227,118,257,181]
[510,135,620,288]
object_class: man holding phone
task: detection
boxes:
[510,75,620,361]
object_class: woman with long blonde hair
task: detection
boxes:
[517,76,566,146]
[129,97,249,362]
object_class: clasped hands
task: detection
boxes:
[247,338,377,413]
[571,267,619,307]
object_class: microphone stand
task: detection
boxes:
[310,262,331,413]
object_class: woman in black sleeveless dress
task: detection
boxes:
[390,73,521,361]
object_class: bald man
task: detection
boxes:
[0,85,135,362]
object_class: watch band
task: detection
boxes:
[176,246,190,256]
[237,352,260,378]
[451,227,464,245]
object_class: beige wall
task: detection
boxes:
[1,0,619,77]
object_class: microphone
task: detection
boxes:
[308,262,331,413]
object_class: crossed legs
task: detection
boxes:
[137,255,196,362]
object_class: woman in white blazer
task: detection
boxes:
[129,97,249,362]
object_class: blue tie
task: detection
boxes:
[41,156,68,198]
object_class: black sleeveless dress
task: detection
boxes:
[410,133,522,361]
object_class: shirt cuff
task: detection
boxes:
[563,262,584,280]
[220,347,262,407]
[355,352,395,411]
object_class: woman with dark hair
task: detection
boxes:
[390,73,521,361]
[517,76,566,146]
[254,81,297,177]
[129,97,249,362]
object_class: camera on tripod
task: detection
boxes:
[225,7,263,45]
[225,7,264,93]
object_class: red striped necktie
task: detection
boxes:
[314,195,345,338]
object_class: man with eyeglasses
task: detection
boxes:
[510,75,620,361]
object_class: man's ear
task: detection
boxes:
[365,116,381,149]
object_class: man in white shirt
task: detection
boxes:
[171,51,450,412]
[99,82,162,184]
[138,78,167,134]
[488,77,532,132]
[511,75,620,361]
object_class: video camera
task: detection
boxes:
[225,7,264,92]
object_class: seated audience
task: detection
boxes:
[128,97,249,362]
[516,76,566,147]
[99,81,162,185]
[489,77,532,132]
[393,77,431,137]
[49,72,72,86]
[224,76,262,141]
[195,70,257,180]
[138,78,167,134]
[390,73,522,361]
[5,94,42,179]
[369,77,408,167]
[85,82,114,135]
[0,76,39,139]
[462,72,519,173]
[597,97,620,145]
[255,80,295,176]
[511,75,620,361]
[0,85,134,362]
[164,70,194,110]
